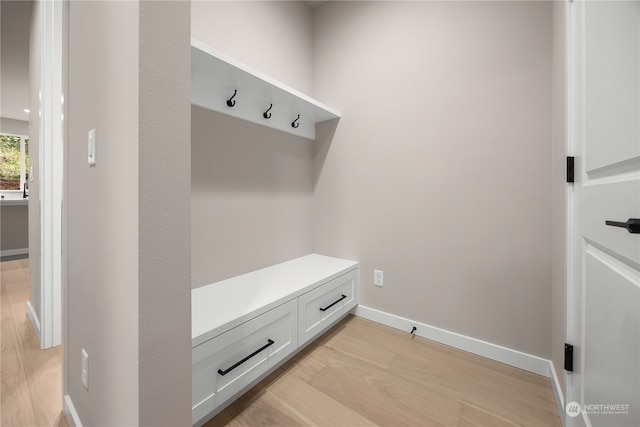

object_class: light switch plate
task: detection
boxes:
[88,129,96,167]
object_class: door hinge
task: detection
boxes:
[564,343,574,372]
[566,156,575,183]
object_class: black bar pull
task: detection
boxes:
[605,218,640,234]
[218,339,275,376]
[319,294,347,312]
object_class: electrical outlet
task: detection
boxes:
[374,269,384,287]
[81,349,89,390]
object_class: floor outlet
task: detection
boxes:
[374,270,384,287]
[81,349,89,390]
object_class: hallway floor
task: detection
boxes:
[1,257,563,427]
[1,258,67,427]
[206,315,563,427]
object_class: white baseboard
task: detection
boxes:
[354,305,551,377]
[64,395,83,427]
[26,301,41,345]
[1,248,28,258]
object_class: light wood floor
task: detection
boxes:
[205,315,562,427]
[1,258,562,427]
[1,258,67,427]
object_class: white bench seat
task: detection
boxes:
[191,254,359,425]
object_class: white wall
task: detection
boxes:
[28,0,41,322]
[65,1,191,425]
[312,1,554,358]
[191,0,315,287]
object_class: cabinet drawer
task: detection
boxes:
[192,299,297,424]
[298,270,358,345]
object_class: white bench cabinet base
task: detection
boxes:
[298,269,357,346]
[191,254,359,426]
[192,299,297,425]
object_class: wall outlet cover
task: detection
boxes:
[374,269,383,287]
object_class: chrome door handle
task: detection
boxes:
[605,219,640,234]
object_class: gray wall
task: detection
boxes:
[191,0,315,287]
[1,0,31,122]
[551,0,567,399]
[0,204,28,252]
[191,0,313,96]
[190,0,555,361]
[1,118,29,135]
[66,1,190,425]
[67,1,139,422]
[0,120,30,256]
[312,1,554,358]
[138,1,191,424]
[191,107,314,286]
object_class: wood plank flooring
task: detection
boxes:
[1,257,562,427]
[1,258,67,427]
[205,315,562,427]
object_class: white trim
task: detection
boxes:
[549,361,566,427]
[39,0,63,349]
[63,395,83,427]
[354,305,551,377]
[26,301,41,344]
[0,248,29,257]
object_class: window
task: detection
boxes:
[0,133,29,192]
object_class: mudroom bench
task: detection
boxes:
[191,254,359,425]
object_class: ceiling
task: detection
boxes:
[1,0,32,123]
[305,1,328,9]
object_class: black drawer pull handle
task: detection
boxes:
[605,218,640,234]
[320,294,347,312]
[217,339,275,376]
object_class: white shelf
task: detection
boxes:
[191,254,359,347]
[191,38,340,140]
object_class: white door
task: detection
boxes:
[567,1,640,427]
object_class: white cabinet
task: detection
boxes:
[192,299,297,425]
[191,254,359,426]
[298,269,358,346]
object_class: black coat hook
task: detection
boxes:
[263,104,273,119]
[291,114,300,128]
[226,90,237,107]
